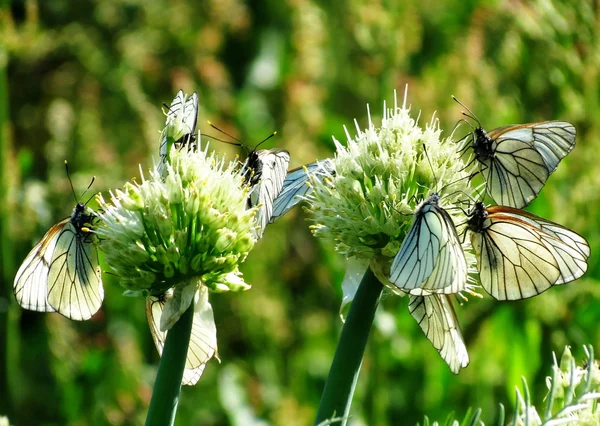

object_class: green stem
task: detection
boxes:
[145,300,194,426]
[314,267,383,425]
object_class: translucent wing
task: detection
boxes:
[475,121,575,209]
[482,138,548,209]
[270,158,335,223]
[390,194,467,295]
[488,121,576,173]
[408,294,469,374]
[244,149,290,239]
[158,90,199,175]
[46,205,103,321]
[13,220,66,313]
[146,286,218,386]
[468,202,589,300]
[485,206,589,286]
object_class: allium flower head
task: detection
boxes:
[95,145,256,296]
[308,91,478,291]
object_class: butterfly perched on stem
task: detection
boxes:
[14,168,103,320]
[454,97,576,208]
[146,287,218,385]
[466,201,589,300]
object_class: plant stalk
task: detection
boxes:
[144,300,194,426]
[314,267,383,425]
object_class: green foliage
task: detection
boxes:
[2,0,600,425]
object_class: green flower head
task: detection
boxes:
[95,145,256,296]
[307,91,478,292]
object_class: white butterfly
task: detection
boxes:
[158,90,199,176]
[456,99,576,208]
[466,201,590,300]
[146,286,219,386]
[270,158,336,223]
[14,202,104,321]
[242,149,290,239]
[409,294,469,374]
[390,193,467,295]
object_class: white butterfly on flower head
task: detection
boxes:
[466,201,590,300]
[269,158,336,223]
[158,90,199,176]
[13,166,103,321]
[454,97,576,209]
[207,123,290,239]
[389,192,468,296]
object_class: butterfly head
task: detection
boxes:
[466,201,487,232]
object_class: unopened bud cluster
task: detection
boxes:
[95,145,256,295]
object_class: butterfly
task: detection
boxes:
[146,287,218,385]
[14,202,104,321]
[269,158,336,223]
[241,148,290,239]
[390,193,467,296]
[158,90,199,175]
[466,201,590,300]
[409,294,469,374]
[455,98,576,208]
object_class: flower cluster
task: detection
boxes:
[306,90,589,373]
[95,145,256,296]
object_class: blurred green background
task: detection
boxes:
[1,0,599,425]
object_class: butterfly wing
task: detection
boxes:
[270,158,335,223]
[469,205,588,300]
[13,220,67,313]
[409,294,469,374]
[146,287,218,386]
[483,121,576,208]
[246,149,290,239]
[46,219,103,321]
[485,206,589,286]
[488,121,576,173]
[390,198,467,295]
[482,137,548,209]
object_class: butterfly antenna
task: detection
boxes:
[452,96,481,127]
[207,121,243,144]
[253,131,277,151]
[64,160,80,203]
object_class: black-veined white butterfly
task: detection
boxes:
[390,193,467,295]
[409,294,469,373]
[158,90,199,175]
[146,287,218,385]
[466,201,590,300]
[455,98,576,209]
[242,148,291,239]
[269,158,336,223]
[14,202,104,321]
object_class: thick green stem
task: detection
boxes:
[314,268,383,425]
[145,300,194,426]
